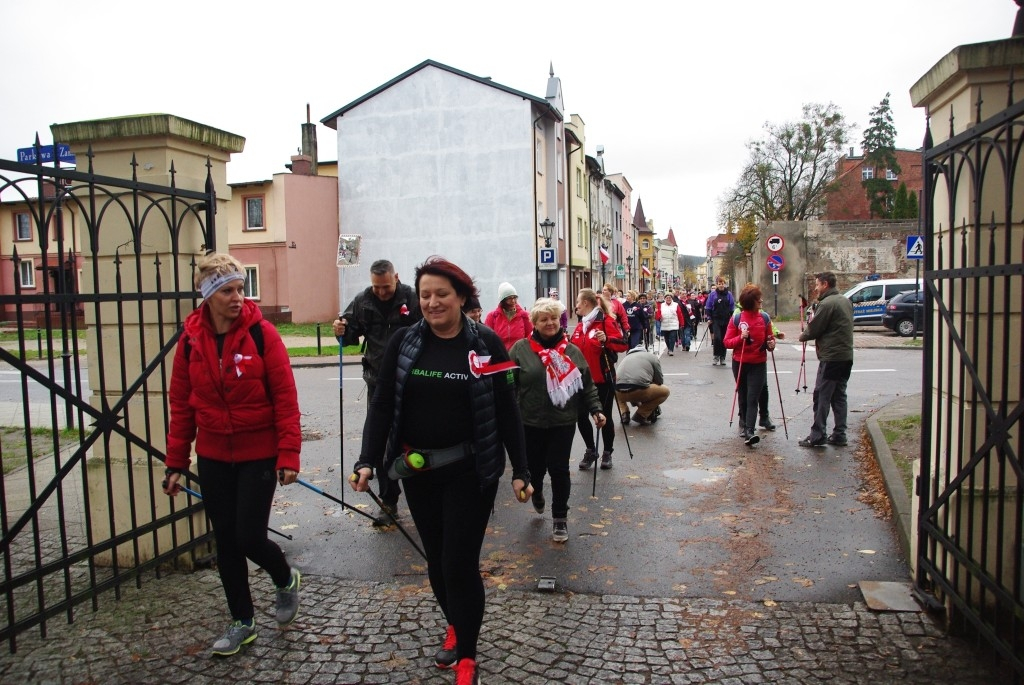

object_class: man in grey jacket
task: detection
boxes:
[614,345,670,426]
[798,272,855,447]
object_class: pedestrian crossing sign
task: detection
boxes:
[906,235,924,260]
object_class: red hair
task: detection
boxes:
[414,256,479,302]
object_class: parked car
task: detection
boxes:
[881,289,924,336]
[843,278,921,325]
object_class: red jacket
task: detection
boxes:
[484,304,534,350]
[723,310,773,365]
[608,297,630,335]
[166,299,301,473]
[569,311,628,385]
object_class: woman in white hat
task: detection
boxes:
[484,281,533,350]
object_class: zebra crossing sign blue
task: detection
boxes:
[906,235,924,260]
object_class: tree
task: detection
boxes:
[719,103,851,226]
[862,93,900,218]
[891,182,910,219]
[907,188,919,218]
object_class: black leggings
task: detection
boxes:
[197,456,291,621]
[524,424,575,519]
[403,462,498,661]
[576,382,616,453]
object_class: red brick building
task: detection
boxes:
[824,148,923,220]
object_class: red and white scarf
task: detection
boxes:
[530,337,583,408]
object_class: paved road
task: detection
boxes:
[2,322,1013,683]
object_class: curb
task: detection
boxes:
[864,394,920,562]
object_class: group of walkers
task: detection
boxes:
[161,251,852,684]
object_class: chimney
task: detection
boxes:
[849,147,854,157]
[299,103,319,175]
[597,145,604,156]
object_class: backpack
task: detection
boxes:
[183,321,264,361]
[732,311,771,329]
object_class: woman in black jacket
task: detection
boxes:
[349,256,532,684]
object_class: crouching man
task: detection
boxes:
[615,345,670,425]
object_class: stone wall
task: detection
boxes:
[748,219,920,319]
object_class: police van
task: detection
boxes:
[842,278,921,325]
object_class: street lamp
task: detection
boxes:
[539,217,555,248]
[625,255,633,291]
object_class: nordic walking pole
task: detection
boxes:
[296,477,379,523]
[591,421,601,498]
[796,294,808,394]
[336,235,362,499]
[769,347,789,440]
[164,479,293,540]
[693,320,710,357]
[728,326,747,427]
[341,474,429,560]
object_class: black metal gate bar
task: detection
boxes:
[918,80,1024,678]
[0,140,217,651]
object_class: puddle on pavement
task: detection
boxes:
[664,467,730,483]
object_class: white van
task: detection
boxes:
[842,278,921,325]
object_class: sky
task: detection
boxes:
[1,0,1018,256]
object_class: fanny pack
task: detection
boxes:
[388,442,473,479]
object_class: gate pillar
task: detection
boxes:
[50,114,245,567]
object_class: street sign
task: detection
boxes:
[16,144,76,165]
[766,254,784,271]
[906,235,924,260]
[772,271,779,285]
[539,247,557,271]
[614,264,625,278]
[766,234,784,252]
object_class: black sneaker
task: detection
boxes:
[552,520,568,543]
[630,411,650,426]
[434,624,457,669]
[649,407,661,424]
[600,451,613,470]
[798,436,827,448]
[759,416,777,431]
[620,411,631,426]
[827,435,849,446]
[531,491,545,514]
[372,502,399,527]
[745,434,760,447]
[578,449,598,470]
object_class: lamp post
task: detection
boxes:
[539,217,555,296]
[625,255,633,291]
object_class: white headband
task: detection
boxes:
[200,272,245,300]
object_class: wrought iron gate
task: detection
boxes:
[0,141,217,651]
[918,86,1024,677]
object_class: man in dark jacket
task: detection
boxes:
[704,277,735,366]
[333,259,422,523]
[798,271,855,448]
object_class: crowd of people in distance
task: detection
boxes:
[164,251,853,685]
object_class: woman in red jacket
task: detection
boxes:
[723,283,776,447]
[163,253,302,657]
[571,288,628,470]
[484,282,533,349]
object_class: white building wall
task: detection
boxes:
[334,66,538,312]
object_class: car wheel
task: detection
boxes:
[896,318,916,337]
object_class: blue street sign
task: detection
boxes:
[906,235,924,260]
[766,254,784,271]
[16,144,76,164]
[539,247,556,271]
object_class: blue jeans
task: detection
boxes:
[664,329,678,352]
[681,325,693,349]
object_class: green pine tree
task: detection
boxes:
[861,93,900,218]
[892,183,910,219]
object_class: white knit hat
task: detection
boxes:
[497,282,518,302]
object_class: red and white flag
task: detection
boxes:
[599,245,610,264]
[641,264,651,277]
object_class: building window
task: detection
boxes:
[19,259,35,288]
[885,169,898,181]
[576,168,582,197]
[556,150,563,183]
[642,239,650,251]
[577,217,584,247]
[244,196,265,231]
[862,166,874,180]
[15,212,31,241]
[535,138,543,172]
[244,266,259,299]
